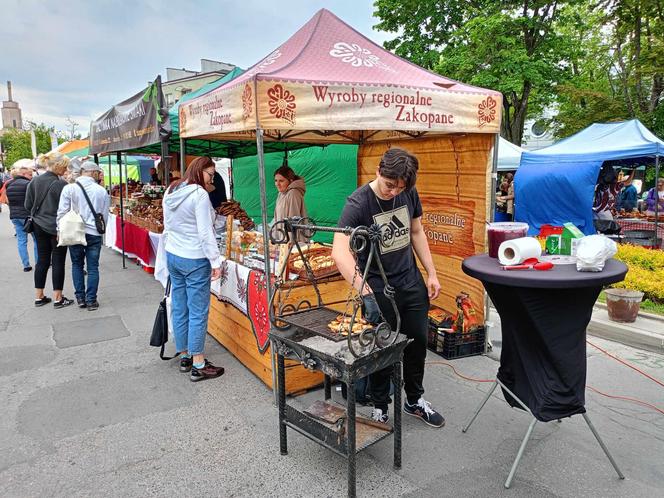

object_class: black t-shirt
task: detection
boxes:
[337,183,423,291]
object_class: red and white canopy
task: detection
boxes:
[180,9,502,143]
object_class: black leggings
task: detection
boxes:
[33,223,67,291]
[371,276,429,411]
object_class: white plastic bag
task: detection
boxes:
[58,209,87,246]
[576,235,617,272]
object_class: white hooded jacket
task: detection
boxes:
[163,183,221,268]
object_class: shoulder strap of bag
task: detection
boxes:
[31,179,58,216]
[160,277,177,360]
[75,181,99,216]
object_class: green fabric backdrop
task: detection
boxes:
[232,145,359,243]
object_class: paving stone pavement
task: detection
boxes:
[0,214,662,497]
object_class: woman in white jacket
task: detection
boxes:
[163,157,224,382]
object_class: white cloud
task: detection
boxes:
[1,0,394,136]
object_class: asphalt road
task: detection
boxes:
[1,214,662,497]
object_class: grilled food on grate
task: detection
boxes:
[327,315,370,336]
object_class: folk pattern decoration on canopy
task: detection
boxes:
[329,42,394,72]
[267,84,296,125]
[477,97,497,127]
[242,84,253,121]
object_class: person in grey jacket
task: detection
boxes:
[57,161,110,311]
[24,151,73,308]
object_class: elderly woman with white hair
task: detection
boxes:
[24,151,74,308]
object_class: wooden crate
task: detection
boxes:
[207,278,350,394]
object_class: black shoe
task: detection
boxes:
[23,266,32,272]
[180,357,193,372]
[371,407,389,423]
[76,298,87,309]
[190,359,224,382]
[53,297,74,309]
[404,398,445,428]
[35,296,52,307]
[86,301,99,311]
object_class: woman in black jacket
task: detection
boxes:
[24,152,73,308]
[6,160,38,271]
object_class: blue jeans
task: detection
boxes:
[166,252,211,355]
[11,218,38,268]
[69,234,103,303]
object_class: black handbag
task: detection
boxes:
[24,180,58,234]
[76,182,106,234]
[150,279,178,360]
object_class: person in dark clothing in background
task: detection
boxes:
[208,169,228,209]
[24,151,73,309]
[6,160,38,271]
[149,167,160,184]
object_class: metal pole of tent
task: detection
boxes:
[118,152,126,269]
[107,156,112,196]
[124,153,129,198]
[180,137,186,176]
[655,156,660,248]
[157,76,170,188]
[229,158,234,198]
[484,133,501,353]
[255,127,277,403]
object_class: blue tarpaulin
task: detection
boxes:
[516,120,664,235]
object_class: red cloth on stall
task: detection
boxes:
[247,270,271,353]
[115,217,153,265]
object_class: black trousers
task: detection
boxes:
[33,223,67,291]
[371,276,429,411]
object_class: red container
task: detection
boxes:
[142,265,155,274]
[487,222,529,258]
[539,224,564,238]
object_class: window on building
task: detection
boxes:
[13,119,17,128]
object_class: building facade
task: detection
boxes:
[162,59,237,108]
[1,81,23,131]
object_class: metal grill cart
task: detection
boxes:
[269,219,409,498]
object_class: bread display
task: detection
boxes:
[216,200,255,230]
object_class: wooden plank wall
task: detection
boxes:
[357,134,494,320]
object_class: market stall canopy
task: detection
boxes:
[515,119,664,235]
[54,139,90,157]
[179,8,501,144]
[498,137,523,171]
[89,76,170,155]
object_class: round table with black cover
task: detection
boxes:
[460,254,627,488]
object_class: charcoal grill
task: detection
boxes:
[269,219,408,497]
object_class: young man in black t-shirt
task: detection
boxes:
[332,148,445,428]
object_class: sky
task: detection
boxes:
[0,0,393,138]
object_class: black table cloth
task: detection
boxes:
[462,255,627,422]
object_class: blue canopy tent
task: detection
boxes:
[515,119,664,235]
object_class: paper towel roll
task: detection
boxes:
[498,237,542,265]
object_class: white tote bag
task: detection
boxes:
[58,209,87,246]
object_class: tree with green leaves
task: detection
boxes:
[374,0,585,145]
[553,0,664,139]
[0,122,59,167]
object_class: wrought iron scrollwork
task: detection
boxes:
[269,219,401,358]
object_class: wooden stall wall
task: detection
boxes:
[357,134,494,321]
